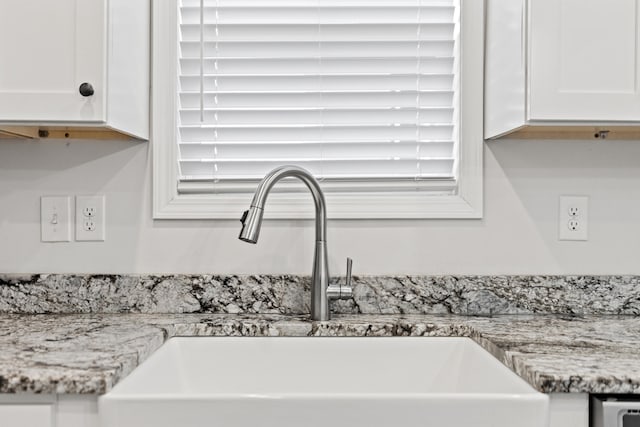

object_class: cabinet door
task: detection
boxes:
[0,0,105,123]
[0,404,53,427]
[529,0,640,121]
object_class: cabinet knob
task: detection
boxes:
[79,83,94,97]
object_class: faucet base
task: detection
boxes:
[310,240,330,321]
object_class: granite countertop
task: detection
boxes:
[0,313,638,395]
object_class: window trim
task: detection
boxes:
[152,0,483,220]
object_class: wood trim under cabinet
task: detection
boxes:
[0,126,144,141]
[491,125,640,140]
[0,126,40,139]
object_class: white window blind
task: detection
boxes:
[177,0,459,194]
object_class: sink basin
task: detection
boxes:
[99,337,549,427]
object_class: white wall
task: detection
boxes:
[1,137,640,275]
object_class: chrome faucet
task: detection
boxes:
[239,165,353,321]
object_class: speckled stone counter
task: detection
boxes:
[0,313,638,395]
[2,274,640,315]
[1,274,639,395]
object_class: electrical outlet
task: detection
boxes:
[83,206,96,217]
[83,220,96,232]
[41,196,71,242]
[559,196,588,241]
[76,195,105,241]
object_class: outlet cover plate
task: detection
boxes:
[41,196,71,242]
[76,195,105,241]
[559,196,588,241]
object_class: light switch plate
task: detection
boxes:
[75,195,105,241]
[41,196,71,242]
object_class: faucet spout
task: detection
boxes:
[239,165,330,320]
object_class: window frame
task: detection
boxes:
[152,0,484,220]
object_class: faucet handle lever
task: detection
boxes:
[327,257,354,300]
[345,257,353,289]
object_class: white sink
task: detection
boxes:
[99,337,549,427]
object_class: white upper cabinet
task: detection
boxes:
[0,0,149,140]
[0,0,105,123]
[485,0,640,139]
[530,0,640,121]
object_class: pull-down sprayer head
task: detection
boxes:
[238,206,264,244]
